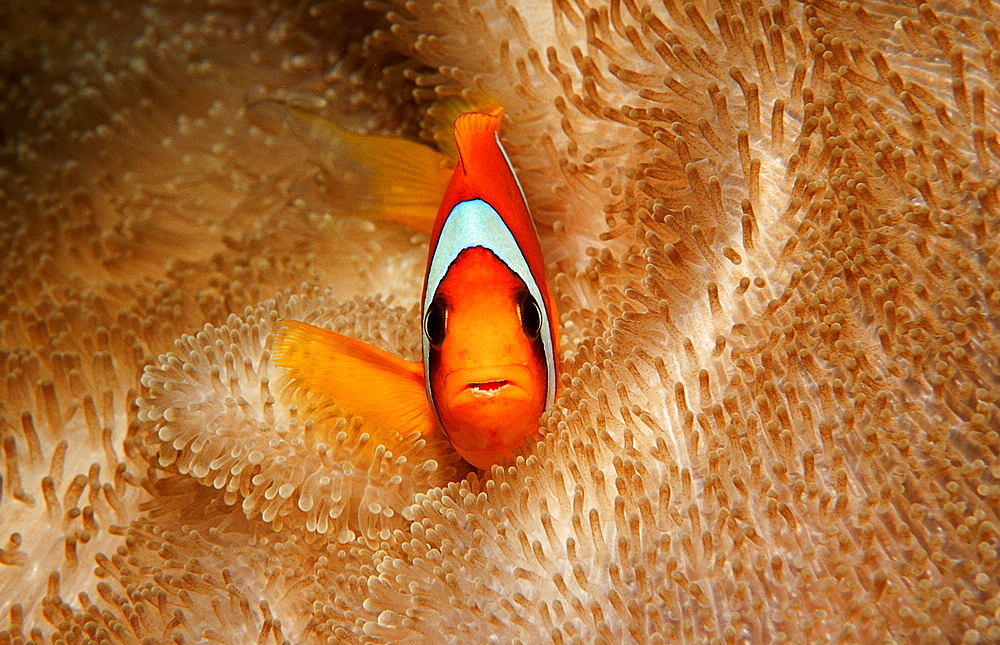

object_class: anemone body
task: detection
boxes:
[2,0,999,643]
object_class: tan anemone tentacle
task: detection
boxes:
[2,0,999,643]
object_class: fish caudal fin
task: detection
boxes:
[250,100,453,234]
[290,108,454,234]
[271,319,437,439]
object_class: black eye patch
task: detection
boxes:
[516,290,542,340]
[424,296,448,348]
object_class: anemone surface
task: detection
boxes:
[2,0,999,643]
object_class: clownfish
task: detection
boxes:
[272,109,559,468]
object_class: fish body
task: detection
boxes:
[421,110,559,467]
[273,109,558,469]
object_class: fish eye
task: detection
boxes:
[424,296,448,348]
[516,291,542,340]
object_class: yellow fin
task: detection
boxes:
[250,101,453,234]
[272,319,437,439]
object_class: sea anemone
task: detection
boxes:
[2,0,998,643]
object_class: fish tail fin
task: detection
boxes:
[248,100,453,234]
[313,110,453,234]
[272,319,438,439]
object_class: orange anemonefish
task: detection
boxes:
[272,108,559,469]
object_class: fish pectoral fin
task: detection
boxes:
[271,319,437,438]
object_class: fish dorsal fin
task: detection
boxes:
[427,96,501,158]
[272,320,437,440]
[453,107,504,174]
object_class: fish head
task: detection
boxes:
[421,110,559,469]
[425,245,548,468]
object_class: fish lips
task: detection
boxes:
[443,365,535,412]
[437,364,546,468]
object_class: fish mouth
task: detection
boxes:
[437,364,546,466]
[466,379,512,397]
[445,366,533,409]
